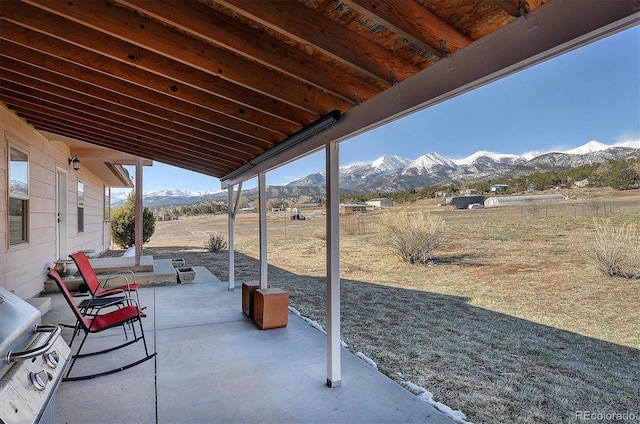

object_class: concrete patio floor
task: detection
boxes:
[41,279,455,423]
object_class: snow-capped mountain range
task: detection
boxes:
[112,188,223,206]
[286,140,639,193]
[114,140,639,207]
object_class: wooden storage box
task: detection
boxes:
[254,288,289,330]
[242,282,269,318]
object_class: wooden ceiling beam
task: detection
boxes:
[0,83,257,163]
[115,0,386,103]
[21,0,354,115]
[0,58,272,153]
[340,0,473,56]
[491,0,521,18]
[222,0,637,186]
[2,93,246,171]
[18,112,234,177]
[30,119,234,177]
[0,1,318,127]
[209,0,422,84]
[0,40,285,144]
[491,0,543,18]
[0,20,297,136]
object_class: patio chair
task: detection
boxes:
[47,267,156,382]
[69,251,142,309]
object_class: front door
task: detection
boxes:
[56,168,68,260]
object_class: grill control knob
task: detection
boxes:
[44,350,59,369]
[29,370,51,392]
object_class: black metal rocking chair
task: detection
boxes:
[47,267,156,382]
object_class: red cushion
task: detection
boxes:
[88,305,142,332]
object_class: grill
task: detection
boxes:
[0,287,70,424]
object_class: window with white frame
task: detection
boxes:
[8,143,29,245]
[104,186,111,221]
[78,180,84,233]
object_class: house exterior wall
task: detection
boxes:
[1,105,112,299]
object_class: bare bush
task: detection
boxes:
[586,220,639,279]
[377,210,445,265]
[341,214,357,236]
[584,199,604,215]
[312,227,326,240]
[204,233,228,252]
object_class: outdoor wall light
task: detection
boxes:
[68,155,80,171]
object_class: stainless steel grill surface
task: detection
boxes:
[0,287,70,424]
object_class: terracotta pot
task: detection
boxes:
[54,260,78,277]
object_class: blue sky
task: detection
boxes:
[126,26,639,193]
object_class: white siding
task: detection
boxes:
[1,105,112,299]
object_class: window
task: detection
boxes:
[78,180,84,233]
[104,186,111,221]
[8,144,29,245]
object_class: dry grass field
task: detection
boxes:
[138,188,639,424]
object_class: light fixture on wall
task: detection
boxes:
[68,155,80,171]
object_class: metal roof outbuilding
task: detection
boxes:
[484,194,567,207]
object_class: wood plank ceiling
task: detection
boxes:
[1,0,550,179]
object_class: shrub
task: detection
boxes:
[204,233,228,252]
[377,210,445,265]
[586,219,640,279]
[312,227,326,241]
[342,214,358,235]
[111,192,156,248]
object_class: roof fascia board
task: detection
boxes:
[104,162,135,188]
[220,1,639,188]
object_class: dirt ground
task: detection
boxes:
[117,188,639,424]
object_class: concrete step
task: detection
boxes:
[89,255,155,273]
[180,266,221,284]
[44,259,177,293]
[44,259,222,294]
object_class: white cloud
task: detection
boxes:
[613,131,640,148]
[614,139,640,149]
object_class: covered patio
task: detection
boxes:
[1,0,638,419]
[41,279,456,423]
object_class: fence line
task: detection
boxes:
[519,201,615,218]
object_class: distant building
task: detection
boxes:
[366,198,393,209]
[340,203,368,214]
[484,194,567,207]
[490,184,509,193]
[572,179,589,188]
[445,195,485,210]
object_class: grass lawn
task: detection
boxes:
[143,188,639,424]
